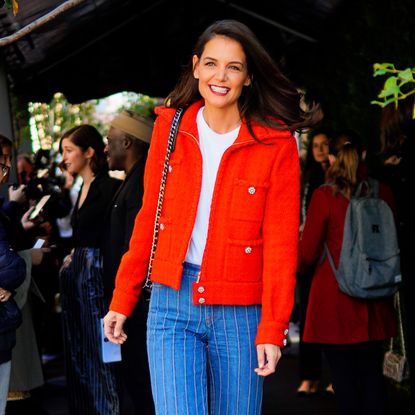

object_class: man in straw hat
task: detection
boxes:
[103,110,154,414]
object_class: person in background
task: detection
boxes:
[59,125,121,415]
[0,134,26,415]
[298,132,396,415]
[378,95,415,407]
[17,154,34,185]
[297,129,332,396]
[104,19,320,414]
[103,110,154,414]
[300,129,330,227]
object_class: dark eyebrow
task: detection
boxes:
[203,57,245,66]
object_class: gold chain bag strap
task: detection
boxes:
[143,107,184,293]
[383,291,410,382]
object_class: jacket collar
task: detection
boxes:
[156,101,292,147]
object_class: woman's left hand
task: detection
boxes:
[255,344,281,377]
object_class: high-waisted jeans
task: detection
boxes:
[147,262,263,415]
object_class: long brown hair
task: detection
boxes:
[167,20,322,139]
[326,132,362,198]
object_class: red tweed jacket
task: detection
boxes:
[110,101,300,346]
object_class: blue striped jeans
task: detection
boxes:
[147,262,263,415]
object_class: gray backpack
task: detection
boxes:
[325,179,401,299]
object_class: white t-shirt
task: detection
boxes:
[185,107,240,265]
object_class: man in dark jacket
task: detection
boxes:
[0,134,26,414]
[103,110,154,415]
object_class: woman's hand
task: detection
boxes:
[9,185,26,204]
[60,249,74,272]
[384,155,402,165]
[0,288,12,302]
[21,206,43,231]
[103,310,128,344]
[255,344,282,377]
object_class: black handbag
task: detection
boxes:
[143,107,184,294]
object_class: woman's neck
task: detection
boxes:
[202,105,241,134]
[79,167,95,185]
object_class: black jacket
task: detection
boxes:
[0,211,26,363]
[102,160,145,305]
[71,173,121,248]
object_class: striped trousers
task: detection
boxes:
[147,262,263,415]
[60,247,119,415]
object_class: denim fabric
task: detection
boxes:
[0,360,11,415]
[147,262,263,415]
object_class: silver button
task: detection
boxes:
[284,329,289,335]
[159,223,165,231]
[168,165,173,173]
[198,298,205,304]
[197,286,205,293]
[283,339,288,346]
[245,246,252,254]
[248,186,256,195]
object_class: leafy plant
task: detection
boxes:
[371,63,415,116]
[117,92,162,119]
[28,92,100,152]
[1,0,19,15]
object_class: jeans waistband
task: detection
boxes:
[182,262,201,280]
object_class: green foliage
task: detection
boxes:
[371,63,415,112]
[28,92,100,152]
[27,92,162,152]
[1,1,12,10]
[117,92,162,119]
[288,0,415,154]
[1,0,18,15]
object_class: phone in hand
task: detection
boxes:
[100,318,122,363]
[29,195,51,220]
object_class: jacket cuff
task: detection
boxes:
[109,289,140,317]
[255,321,290,347]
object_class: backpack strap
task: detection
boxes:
[354,181,364,197]
[323,243,338,277]
[354,178,380,198]
[368,177,380,198]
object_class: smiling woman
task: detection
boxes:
[104,19,321,415]
[192,35,251,130]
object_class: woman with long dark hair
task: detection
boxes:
[59,125,120,415]
[105,19,320,414]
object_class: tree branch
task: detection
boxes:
[0,0,86,48]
